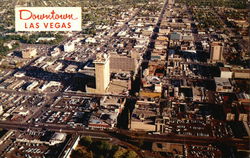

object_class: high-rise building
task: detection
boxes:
[110,53,137,72]
[64,42,75,52]
[22,48,37,59]
[93,53,110,93]
[168,0,175,5]
[210,42,224,63]
[0,105,3,115]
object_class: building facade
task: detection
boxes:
[210,42,224,63]
[94,53,110,93]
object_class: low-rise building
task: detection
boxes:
[214,77,233,93]
[220,67,233,78]
[130,102,157,131]
[22,48,37,59]
[26,81,39,91]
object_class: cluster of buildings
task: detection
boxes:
[0,0,165,131]
[0,92,44,122]
[0,0,249,157]
[79,1,164,95]
[128,1,250,154]
[0,129,73,158]
[152,142,221,158]
[32,95,125,130]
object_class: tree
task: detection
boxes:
[79,136,92,147]
[101,141,112,152]
[125,150,138,158]
[71,149,85,158]
[113,147,127,158]
[71,148,94,158]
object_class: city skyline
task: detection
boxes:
[0,0,249,158]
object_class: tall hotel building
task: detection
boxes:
[93,53,110,93]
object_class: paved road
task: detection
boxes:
[0,115,249,151]
[116,129,250,150]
